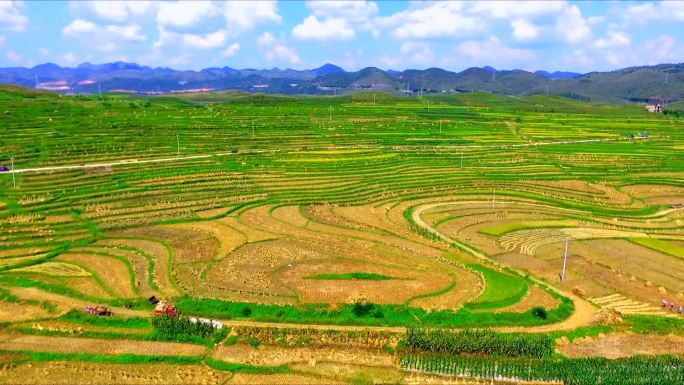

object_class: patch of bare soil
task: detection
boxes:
[557,333,684,359]
[0,362,228,385]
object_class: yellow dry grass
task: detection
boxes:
[13,262,90,277]
[55,253,136,298]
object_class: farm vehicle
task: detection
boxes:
[85,305,113,316]
[154,300,178,317]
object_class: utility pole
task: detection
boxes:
[460,152,463,168]
[560,238,569,283]
[439,120,442,134]
[11,156,15,188]
[492,188,496,211]
[98,83,102,99]
[373,94,376,106]
[427,99,430,111]
[252,121,255,140]
[328,105,332,123]
[176,133,180,156]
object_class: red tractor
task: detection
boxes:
[154,301,177,317]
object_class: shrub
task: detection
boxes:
[532,307,548,320]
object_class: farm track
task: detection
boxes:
[411,202,600,332]
[0,332,206,356]
[11,137,633,175]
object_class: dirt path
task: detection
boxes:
[11,137,631,175]
[0,332,206,356]
[2,286,149,318]
[411,202,599,333]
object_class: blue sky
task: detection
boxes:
[1,1,683,72]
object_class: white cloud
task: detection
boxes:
[556,4,591,43]
[457,36,536,68]
[621,1,684,25]
[399,41,435,66]
[105,24,146,41]
[182,30,227,49]
[511,19,539,41]
[469,0,565,19]
[593,31,630,49]
[39,48,50,56]
[643,35,678,63]
[222,0,281,29]
[5,50,22,64]
[379,2,482,39]
[86,1,153,23]
[0,35,5,46]
[63,19,146,54]
[221,42,240,57]
[59,52,78,66]
[293,15,355,41]
[307,0,378,20]
[62,19,96,36]
[156,0,216,28]
[0,1,28,32]
[257,32,300,65]
[154,27,228,50]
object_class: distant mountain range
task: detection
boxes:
[0,61,682,103]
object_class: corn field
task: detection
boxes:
[405,327,554,358]
[400,354,684,385]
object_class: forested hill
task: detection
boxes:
[1,61,682,103]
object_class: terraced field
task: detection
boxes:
[1,87,683,384]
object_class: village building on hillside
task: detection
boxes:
[647,103,662,113]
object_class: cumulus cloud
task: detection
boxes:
[293,1,377,41]
[182,30,227,49]
[62,19,97,36]
[5,50,22,64]
[593,31,630,49]
[221,42,240,57]
[511,19,539,41]
[63,20,146,41]
[456,36,536,68]
[378,2,482,39]
[105,24,147,41]
[556,4,591,43]
[643,35,679,63]
[257,32,300,65]
[222,0,281,30]
[0,1,28,32]
[156,0,216,28]
[63,19,146,53]
[59,52,78,66]
[0,35,5,46]
[154,27,228,50]
[85,1,153,23]
[469,0,566,19]
[293,15,355,41]
[621,1,684,25]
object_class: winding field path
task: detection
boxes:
[411,202,599,333]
